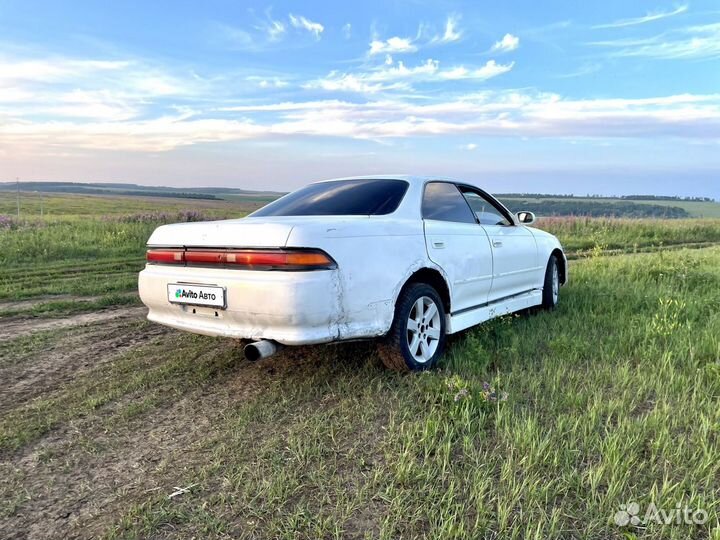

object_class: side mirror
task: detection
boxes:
[516,211,536,225]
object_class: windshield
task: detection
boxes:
[249,179,409,217]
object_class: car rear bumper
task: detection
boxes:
[138,264,344,345]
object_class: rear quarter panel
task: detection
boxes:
[286,218,431,339]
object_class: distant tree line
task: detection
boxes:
[496,193,715,202]
[107,190,220,200]
[498,199,690,218]
[619,195,714,202]
[0,181,283,197]
[0,184,219,200]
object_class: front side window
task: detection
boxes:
[460,189,512,226]
[250,179,409,217]
[422,182,477,224]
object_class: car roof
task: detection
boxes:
[312,174,461,185]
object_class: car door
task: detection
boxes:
[422,182,493,314]
[458,186,540,302]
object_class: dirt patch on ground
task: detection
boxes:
[0,295,103,312]
[2,391,229,540]
[0,306,148,341]
[0,315,168,414]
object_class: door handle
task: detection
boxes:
[432,241,445,249]
[492,240,503,248]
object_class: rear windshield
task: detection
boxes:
[250,179,409,217]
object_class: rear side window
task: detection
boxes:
[422,182,476,224]
[250,179,409,217]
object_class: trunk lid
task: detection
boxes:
[147,218,295,248]
[146,215,380,248]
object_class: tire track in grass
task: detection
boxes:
[7,268,138,288]
[0,306,148,340]
[3,259,143,280]
[0,317,168,413]
[0,294,101,312]
[0,293,140,319]
[565,240,720,260]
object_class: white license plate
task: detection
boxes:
[167,283,226,309]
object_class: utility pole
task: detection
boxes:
[16,177,20,219]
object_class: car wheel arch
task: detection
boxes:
[394,266,451,316]
[550,248,567,285]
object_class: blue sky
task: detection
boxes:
[1,0,719,196]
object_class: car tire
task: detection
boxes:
[378,283,447,371]
[541,256,560,310]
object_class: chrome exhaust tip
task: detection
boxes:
[244,340,283,361]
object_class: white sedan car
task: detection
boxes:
[139,176,567,371]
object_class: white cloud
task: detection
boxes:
[438,60,514,80]
[305,58,513,93]
[0,115,266,152]
[590,23,720,59]
[45,89,140,120]
[289,14,324,39]
[0,54,200,124]
[594,5,688,29]
[0,87,34,103]
[371,14,462,55]
[246,76,288,89]
[213,18,288,50]
[463,143,478,150]
[367,59,440,81]
[4,92,720,152]
[0,87,140,121]
[304,73,404,94]
[369,36,417,55]
[343,23,352,39]
[2,49,717,154]
[0,58,130,85]
[436,14,462,43]
[491,33,520,53]
[266,19,286,41]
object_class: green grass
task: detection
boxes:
[0,257,143,300]
[0,191,257,302]
[0,327,68,368]
[0,190,260,218]
[537,216,720,254]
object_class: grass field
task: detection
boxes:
[0,190,259,218]
[1,192,719,539]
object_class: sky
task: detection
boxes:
[0,0,719,197]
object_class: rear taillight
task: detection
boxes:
[146,249,184,264]
[146,248,336,270]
